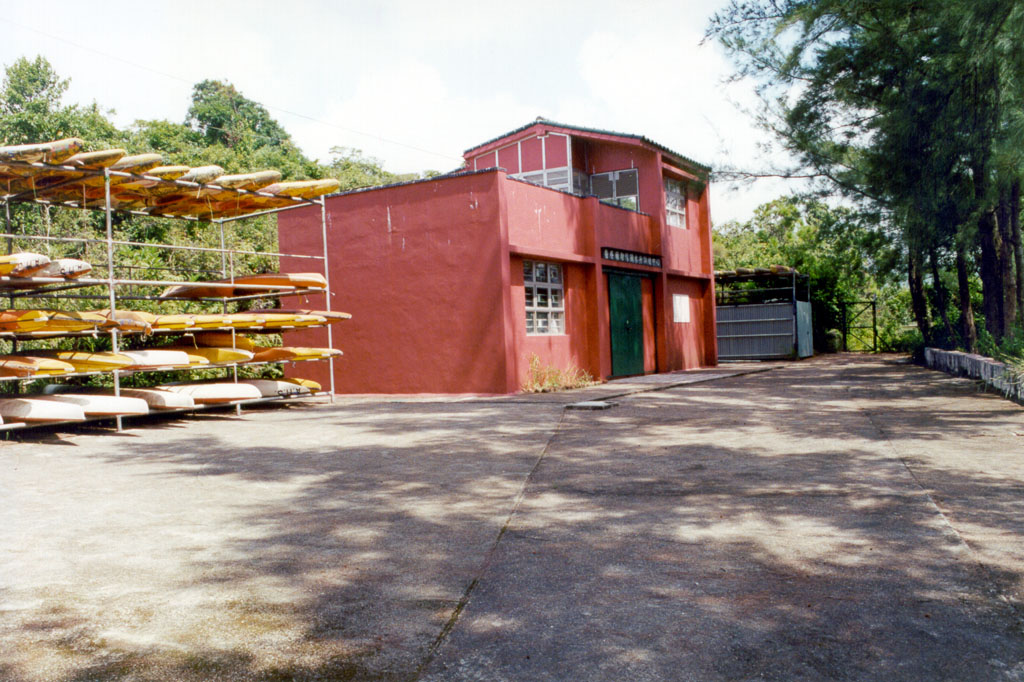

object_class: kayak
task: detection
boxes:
[0,253,51,277]
[0,138,84,164]
[159,345,253,364]
[22,258,92,279]
[119,349,199,369]
[250,346,342,362]
[192,332,257,351]
[111,387,196,410]
[160,272,328,299]
[0,355,76,377]
[24,350,134,372]
[0,309,50,332]
[249,308,351,324]
[159,382,262,404]
[238,379,312,398]
[38,393,149,416]
[0,397,85,422]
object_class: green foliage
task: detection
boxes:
[0,56,409,388]
[708,1,1024,349]
[715,196,908,350]
[521,354,597,393]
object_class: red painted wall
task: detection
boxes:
[497,145,519,174]
[544,134,569,167]
[641,277,657,373]
[520,137,543,172]
[509,256,599,387]
[664,275,712,370]
[593,199,658,255]
[278,171,514,394]
[504,180,592,257]
[661,179,711,275]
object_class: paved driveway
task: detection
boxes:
[2,355,1023,680]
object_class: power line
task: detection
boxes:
[0,17,463,164]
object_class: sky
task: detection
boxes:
[0,0,796,224]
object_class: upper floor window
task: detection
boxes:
[524,260,565,335]
[518,168,571,193]
[591,169,639,210]
[664,177,687,228]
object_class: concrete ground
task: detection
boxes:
[2,355,1024,681]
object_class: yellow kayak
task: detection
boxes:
[151,314,196,331]
[0,309,49,332]
[250,308,352,324]
[183,313,234,329]
[214,170,281,190]
[159,345,254,364]
[192,332,257,351]
[24,350,134,372]
[0,138,84,164]
[222,313,268,329]
[255,313,327,329]
[160,272,328,299]
[87,309,155,334]
[250,346,343,362]
[0,355,76,377]
[179,165,225,184]
[33,310,110,333]
[260,179,340,198]
[284,377,321,392]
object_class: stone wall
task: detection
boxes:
[925,347,1024,401]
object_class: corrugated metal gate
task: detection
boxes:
[714,269,813,361]
[717,303,799,360]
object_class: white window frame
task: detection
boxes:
[524,260,565,335]
[516,167,571,192]
[590,169,639,210]
[664,176,687,228]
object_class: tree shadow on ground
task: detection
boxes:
[2,356,1023,680]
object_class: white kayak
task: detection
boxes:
[238,379,313,398]
[28,258,92,279]
[159,382,262,404]
[0,397,85,422]
[37,393,149,416]
[111,388,196,410]
[120,349,198,369]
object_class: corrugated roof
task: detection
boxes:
[463,118,711,173]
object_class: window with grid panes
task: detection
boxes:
[664,177,687,228]
[590,169,639,210]
[524,260,565,334]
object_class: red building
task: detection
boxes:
[279,119,717,394]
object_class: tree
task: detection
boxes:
[715,196,904,350]
[708,1,1024,350]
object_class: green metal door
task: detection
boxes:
[608,273,644,377]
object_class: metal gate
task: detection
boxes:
[840,299,877,352]
[716,302,801,360]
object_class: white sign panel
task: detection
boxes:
[673,294,690,323]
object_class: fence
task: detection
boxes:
[924,347,1024,401]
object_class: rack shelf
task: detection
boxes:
[0,142,340,432]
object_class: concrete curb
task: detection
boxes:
[924,347,1024,402]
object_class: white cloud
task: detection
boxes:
[0,0,802,223]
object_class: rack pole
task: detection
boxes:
[218,219,227,279]
[4,201,11,255]
[320,198,335,401]
[4,202,15,382]
[104,170,122,432]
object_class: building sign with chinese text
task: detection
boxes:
[601,248,661,269]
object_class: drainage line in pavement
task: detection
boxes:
[862,407,1024,627]
[411,409,569,680]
